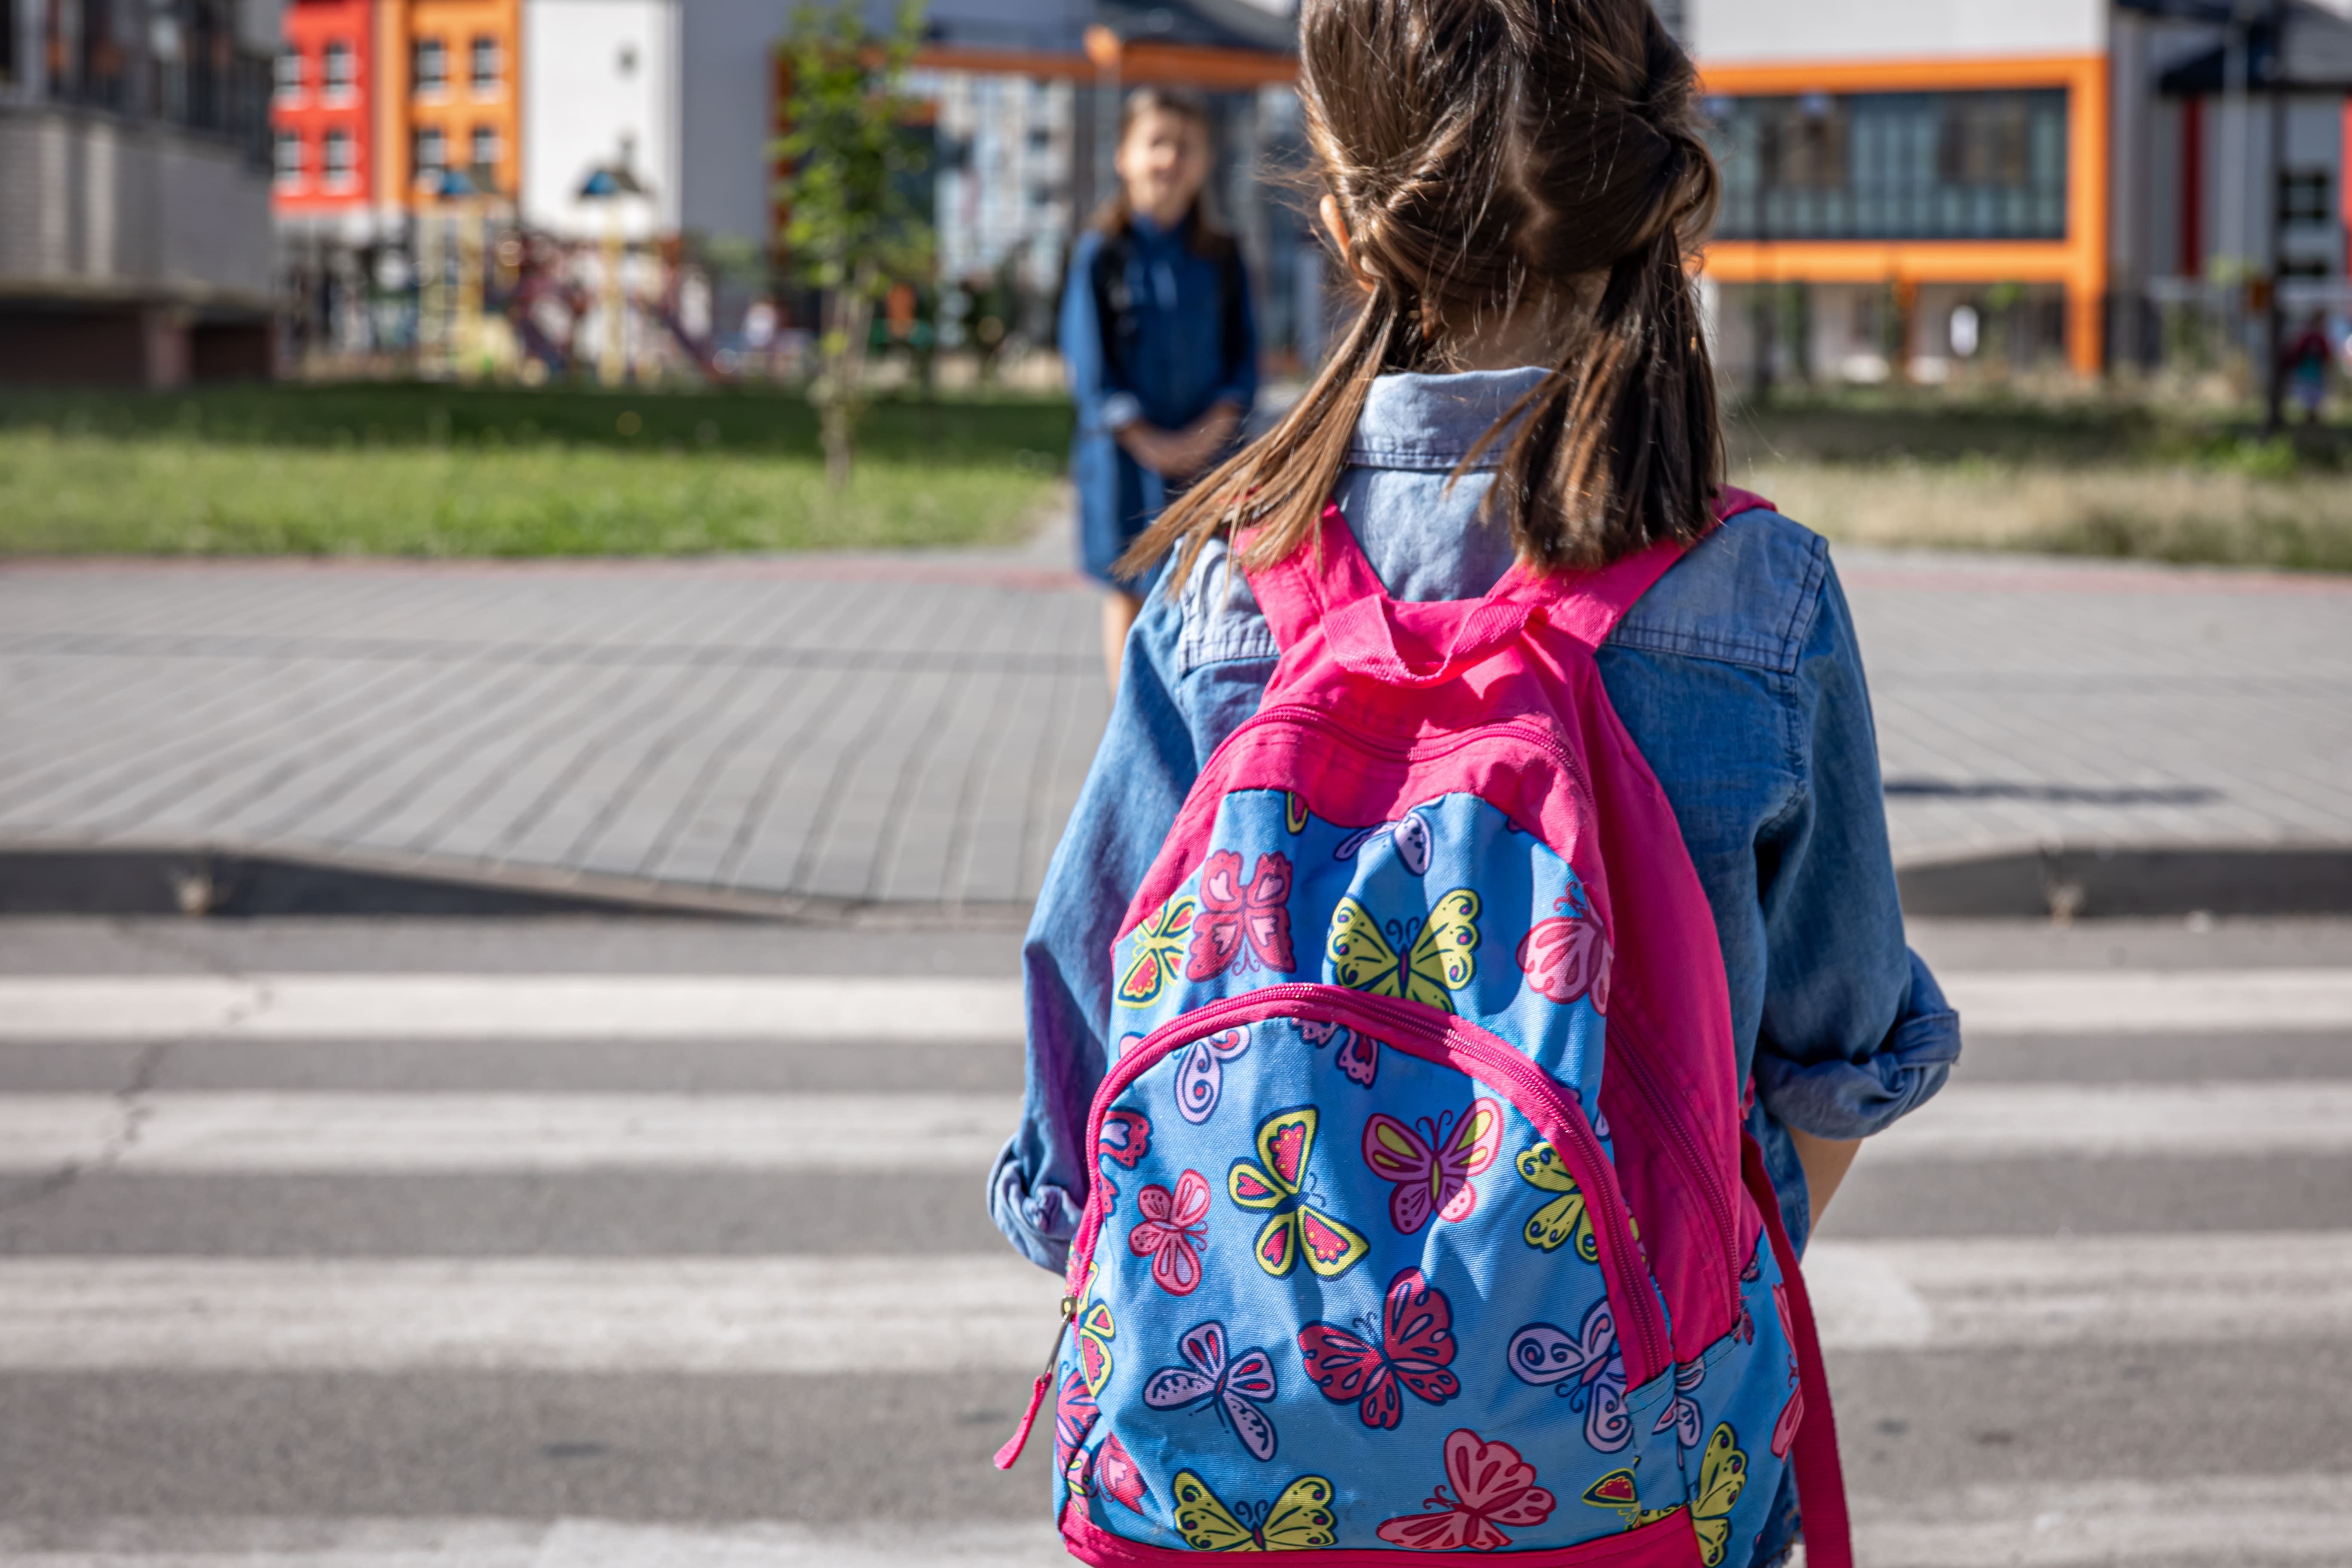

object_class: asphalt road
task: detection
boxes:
[0,913,2346,1566]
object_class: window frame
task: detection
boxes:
[412,36,447,96]
[273,127,306,185]
[469,33,500,96]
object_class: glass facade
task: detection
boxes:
[1707,89,2068,241]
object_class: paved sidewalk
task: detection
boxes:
[1,539,2346,910]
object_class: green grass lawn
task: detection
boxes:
[0,383,1070,557]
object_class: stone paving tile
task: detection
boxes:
[0,544,2345,909]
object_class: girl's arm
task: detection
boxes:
[1751,565,1960,1224]
[1060,233,1138,439]
[989,554,1280,1270]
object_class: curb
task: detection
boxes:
[0,843,1034,929]
[3,840,2348,925]
[1895,843,2352,921]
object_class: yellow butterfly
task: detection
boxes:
[1171,1470,1338,1551]
[1326,889,1481,1012]
[1516,1142,1598,1262]
[1075,1297,1116,1395]
[1226,1107,1369,1279]
[1116,892,1198,1009]
[1580,1467,1675,1531]
[1286,792,1309,834]
[1690,1423,1749,1566]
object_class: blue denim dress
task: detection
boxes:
[1060,214,1259,586]
[997,368,1962,1564]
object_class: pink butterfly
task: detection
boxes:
[1174,1028,1249,1124]
[1053,1369,1098,1483]
[1771,1282,1804,1458]
[1077,1430,1149,1509]
[1298,1266,1460,1430]
[1142,1320,1280,1461]
[1185,851,1295,979]
[1516,888,1612,1011]
[1375,1428,1558,1551]
[1128,1169,1210,1295]
[1299,1018,1379,1087]
[1096,1109,1151,1211]
[1362,1097,1504,1234]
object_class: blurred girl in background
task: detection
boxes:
[1061,88,1258,687]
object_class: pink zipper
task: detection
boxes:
[1063,983,1672,1386]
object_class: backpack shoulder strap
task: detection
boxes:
[1237,501,1390,652]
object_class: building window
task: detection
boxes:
[1709,88,2069,242]
[274,46,304,102]
[275,128,305,185]
[322,40,354,98]
[469,124,499,176]
[413,36,446,95]
[413,124,446,178]
[469,34,499,94]
[324,127,355,184]
[2282,170,2332,228]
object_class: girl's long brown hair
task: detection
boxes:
[1121,0,1724,590]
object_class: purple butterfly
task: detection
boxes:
[1299,1018,1379,1087]
[1653,1358,1705,1450]
[1142,1320,1280,1461]
[1336,809,1432,876]
[1507,1299,1629,1453]
[1173,1028,1249,1124]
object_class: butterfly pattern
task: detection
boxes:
[1374,1428,1558,1551]
[1115,892,1197,1009]
[1226,1108,1369,1280]
[1174,1028,1250,1124]
[1053,1368,1098,1487]
[1515,1141,1598,1262]
[1327,889,1481,1013]
[1187,851,1296,981]
[1515,885,1612,1012]
[1654,1358,1706,1452]
[1507,1300,1631,1452]
[1362,1098,1504,1234]
[1096,1108,1151,1212]
[1071,1430,1149,1510]
[1335,808,1431,876]
[1580,1467,1675,1530]
[1770,1283,1804,1458]
[1298,1266,1460,1430]
[1127,1169,1210,1296]
[1076,1297,1116,1395]
[1170,1471,1337,1551]
[1285,792,1308,835]
[1298,1017,1378,1087]
[1689,1424,1750,1565]
[1142,1320,1281,1462]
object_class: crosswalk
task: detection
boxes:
[2,956,2344,1565]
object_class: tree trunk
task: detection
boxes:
[819,263,879,492]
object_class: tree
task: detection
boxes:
[773,0,932,489]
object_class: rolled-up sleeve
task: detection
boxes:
[988,588,1200,1272]
[1751,568,1961,1140]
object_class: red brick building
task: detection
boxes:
[272,0,377,218]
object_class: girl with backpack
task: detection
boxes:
[1061,88,1259,688]
[996,3,1959,1564]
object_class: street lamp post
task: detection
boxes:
[578,161,649,388]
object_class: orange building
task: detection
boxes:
[376,0,522,207]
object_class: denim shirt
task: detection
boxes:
[1060,216,1259,582]
[993,368,1961,1277]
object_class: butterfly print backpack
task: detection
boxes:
[998,491,1851,1568]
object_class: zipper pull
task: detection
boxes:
[993,1294,1076,1471]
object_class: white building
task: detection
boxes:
[520,0,680,239]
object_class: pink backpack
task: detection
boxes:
[1001,489,1850,1568]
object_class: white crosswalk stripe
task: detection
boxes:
[0,1078,2343,1172]
[0,1231,2345,1371]
[0,1092,1023,1171]
[3,968,2348,1041]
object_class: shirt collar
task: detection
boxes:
[1346,368,1552,471]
